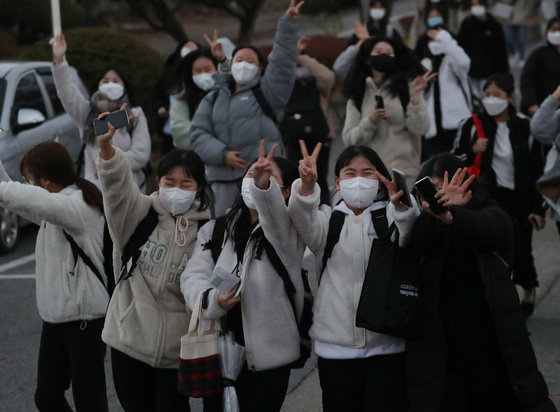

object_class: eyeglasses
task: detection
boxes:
[22,176,34,185]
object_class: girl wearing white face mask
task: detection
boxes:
[94,121,221,412]
[457,0,509,93]
[182,140,305,411]
[453,73,546,318]
[288,144,420,411]
[521,17,560,116]
[190,0,304,218]
[169,48,218,150]
[51,34,151,193]
[415,7,472,160]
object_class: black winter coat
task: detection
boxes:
[453,108,545,217]
[520,43,560,114]
[457,15,509,78]
[407,200,555,412]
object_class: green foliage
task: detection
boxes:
[17,28,164,134]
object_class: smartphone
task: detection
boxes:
[375,95,384,109]
[392,168,412,207]
[414,176,448,215]
[93,109,129,135]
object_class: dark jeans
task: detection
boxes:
[34,318,108,412]
[111,348,223,412]
[494,187,539,290]
[318,352,407,412]
[440,358,521,412]
[235,364,291,412]
[421,129,458,163]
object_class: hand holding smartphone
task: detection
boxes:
[392,168,411,207]
[375,95,384,109]
[414,176,448,215]
[93,108,129,136]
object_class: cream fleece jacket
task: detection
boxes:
[97,148,210,368]
[288,179,420,350]
[181,178,305,371]
[52,59,151,190]
[0,163,108,323]
[342,77,430,177]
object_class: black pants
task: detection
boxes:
[34,318,108,412]
[421,129,458,162]
[318,353,407,412]
[494,187,539,290]
[440,358,521,412]
[235,364,291,412]
[111,348,221,412]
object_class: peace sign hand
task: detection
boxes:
[286,0,304,18]
[298,139,322,196]
[252,140,279,190]
[203,29,225,62]
[376,169,408,211]
[411,70,438,102]
[435,168,475,207]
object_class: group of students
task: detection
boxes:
[4,0,560,411]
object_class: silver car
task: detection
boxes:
[0,61,88,252]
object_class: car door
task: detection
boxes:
[1,71,56,180]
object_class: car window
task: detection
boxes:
[38,71,64,115]
[11,73,47,129]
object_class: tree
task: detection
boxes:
[185,0,267,44]
[115,0,189,43]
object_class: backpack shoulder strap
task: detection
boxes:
[320,210,346,281]
[63,230,107,292]
[261,239,297,307]
[119,207,159,282]
[209,216,227,263]
[102,222,115,294]
[251,85,278,124]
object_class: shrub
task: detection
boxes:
[17,28,164,136]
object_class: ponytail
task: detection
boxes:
[74,176,104,214]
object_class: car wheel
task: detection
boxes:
[0,208,19,253]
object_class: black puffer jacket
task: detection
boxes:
[521,43,560,114]
[407,198,555,412]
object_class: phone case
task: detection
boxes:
[93,118,109,135]
[414,176,448,214]
[392,168,411,207]
[92,109,129,136]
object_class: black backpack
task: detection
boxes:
[203,216,313,369]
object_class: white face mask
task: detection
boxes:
[159,187,196,215]
[241,178,256,210]
[428,41,444,56]
[471,5,486,17]
[98,82,124,101]
[547,31,560,46]
[231,61,259,85]
[192,73,215,91]
[339,177,379,209]
[180,46,193,58]
[482,96,509,116]
[369,8,386,20]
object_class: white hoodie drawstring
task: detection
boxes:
[174,215,189,247]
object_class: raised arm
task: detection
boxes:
[258,1,302,112]
[51,34,91,130]
[531,89,560,146]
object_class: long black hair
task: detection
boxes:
[156,149,211,212]
[225,157,298,261]
[178,48,218,114]
[343,37,425,112]
[335,145,391,201]
[91,66,135,106]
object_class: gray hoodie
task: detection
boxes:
[189,15,299,182]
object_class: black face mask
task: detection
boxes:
[369,54,395,73]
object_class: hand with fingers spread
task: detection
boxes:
[286,0,304,18]
[376,172,408,211]
[218,285,241,310]
[411,71,437,103]
[298,139,322,196]
[225,150,246,171]
[204,29,225,62]
[252,140,279,190]
[435,168,475,207]
[354,21,370,41]
[52,34,67,65]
